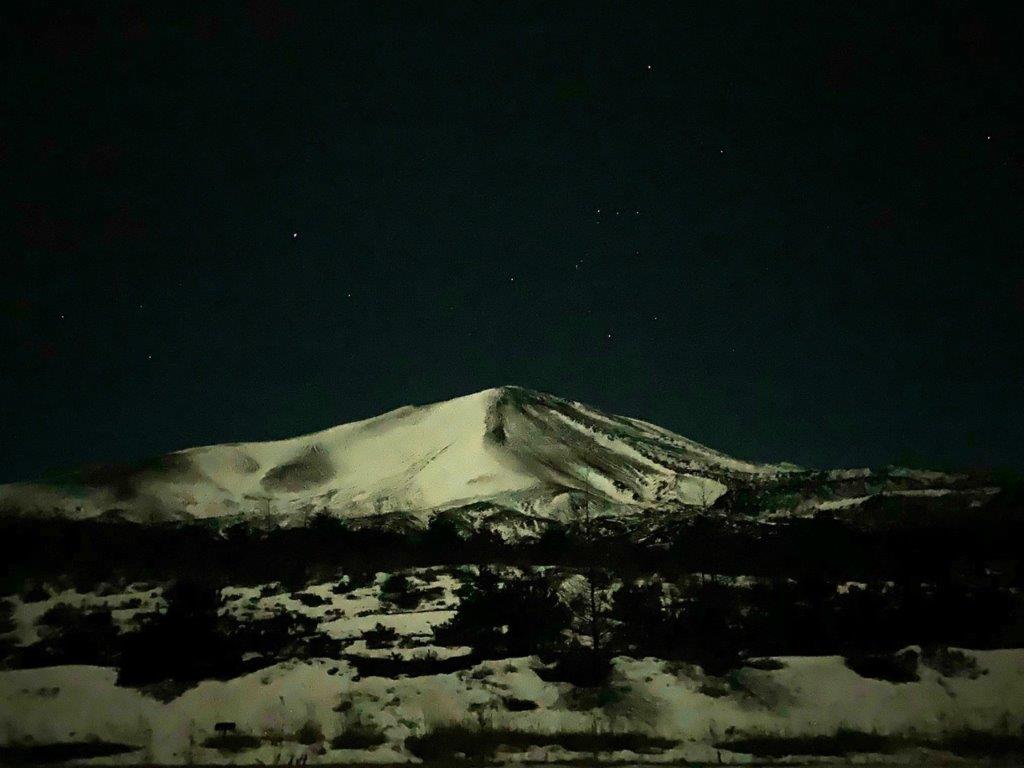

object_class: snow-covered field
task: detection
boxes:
[6,585,164,647]
[2,566,1023,764]
[1,649,1021,765]
[3,567,469,662]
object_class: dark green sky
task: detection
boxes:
[3,2,1022,481]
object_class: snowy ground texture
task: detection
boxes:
[3,569,464,655]
[2,567,1023,764]
[1,649,1022,765]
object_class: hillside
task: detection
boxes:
[0,386,795,526]
[2,389,1022,765]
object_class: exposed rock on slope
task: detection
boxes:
[0,386,792,527]
[0,386,1005,536]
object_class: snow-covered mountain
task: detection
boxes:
[2,385,1000,537]
[0,386,795,528]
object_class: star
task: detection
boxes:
[292,232,298,238]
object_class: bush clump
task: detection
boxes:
[844,648,920,683]
[294,720,324,745]
[363,622,399,649]
[22,584,51,603]
[202,733,262,752]
[921,645,984,679]
[502,696,539,711]
[329,727,387,749]
[292,591,330,607]
[380,574,421,610]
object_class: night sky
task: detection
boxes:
[3,2,1023,482]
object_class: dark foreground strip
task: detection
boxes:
[716,729,1024,758]
[0,741,141,765]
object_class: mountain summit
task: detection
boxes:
[0,386,793,526]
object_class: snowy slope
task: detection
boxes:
[0,386,793,526]
[2,649,1022,765]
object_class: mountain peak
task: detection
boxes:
[0,388,792,525]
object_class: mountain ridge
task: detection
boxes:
[0,386,793,525]
[0,386,1002,537]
